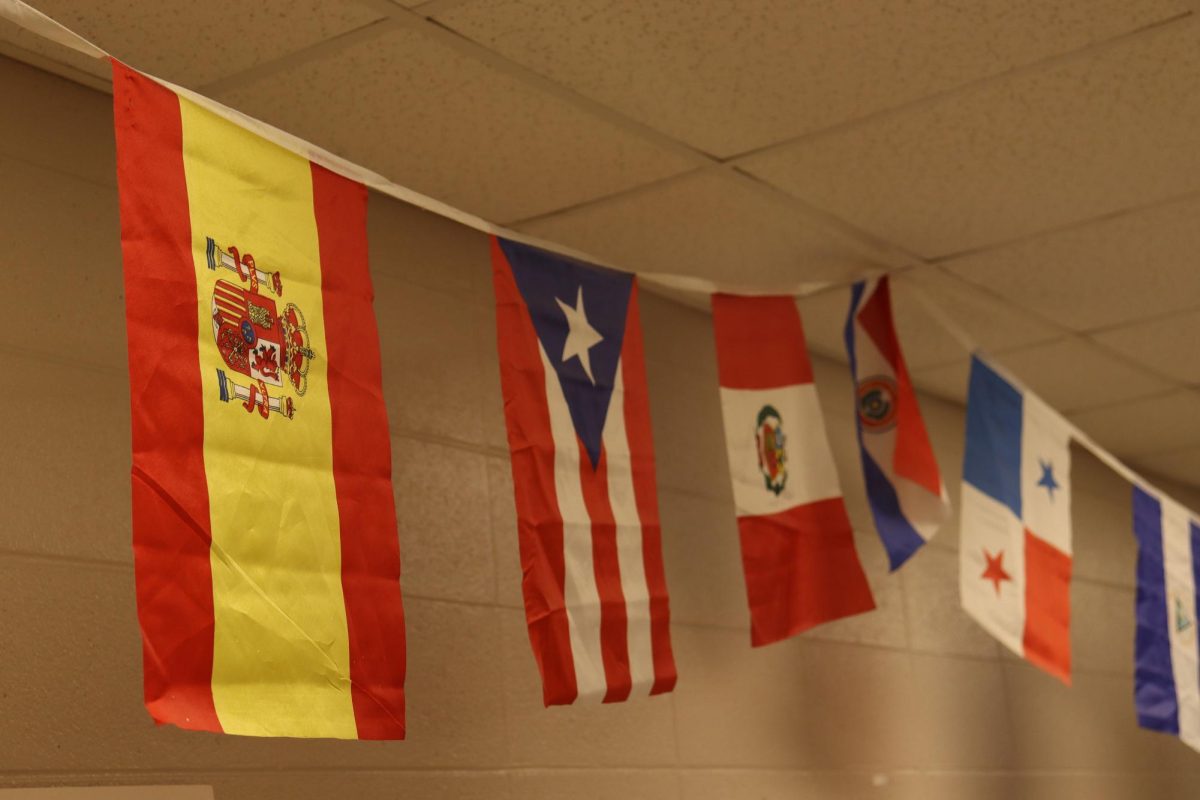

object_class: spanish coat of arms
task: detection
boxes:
[205,237,315,421]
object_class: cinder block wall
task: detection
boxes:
[2,54,1199,799]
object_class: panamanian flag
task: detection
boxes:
[960,356,1073,683]
[845,276,950,571]
[1132,486,1200,752]
[491,236,676,706]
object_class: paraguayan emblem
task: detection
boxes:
[755,404,788,496]
[856,374,899,433]
[206,237,315,421]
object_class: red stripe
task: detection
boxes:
[577,447,632,702]
[855,278,942,496]
[738,498,876,646]
[112,59,222,734]
[491,237,579,706]
[621,283,677,694]
[711,294,813,389]
[313,164,407,739]
[1023,529,1072,685]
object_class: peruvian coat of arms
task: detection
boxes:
[205,237,315,421]
[755,404,788,496]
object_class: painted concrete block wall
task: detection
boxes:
[2,55,1200,798]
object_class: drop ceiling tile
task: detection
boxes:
[738,19,1200,257]
[910,358,971,405]
[1134,448,1200,488]
[1090,310,1200,384]
[1069,390,1200,458]
[26,0,384,87]
[988,338,1171,413]
[218,26,695,224]
[517,169,892,286]
[944,195,1200,332]
[798,268,1063,372]
[436,0,1185,157]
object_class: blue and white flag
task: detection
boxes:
[961,356,1073,683]
[1132,486,1200,751]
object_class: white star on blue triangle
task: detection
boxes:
[1037,459,1060,501]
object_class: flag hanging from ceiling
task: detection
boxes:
[112,61,405,739]
[491,236,676,706]
[960,355,1072,683]
[845,277,949,571]
[1131,485,1200,752]
[711,294,875,646]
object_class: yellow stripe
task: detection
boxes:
[180,97,357,738]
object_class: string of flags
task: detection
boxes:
[6,0,1200,752]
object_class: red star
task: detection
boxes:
[981,549,1012,596]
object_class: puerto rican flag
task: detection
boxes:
[491,236,676,705]
[1131,486,1200,752]
[960,356,1072,683]
[845,277,949,570]
[712,294,875,646]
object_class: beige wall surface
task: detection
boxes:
[2,54,1200,799]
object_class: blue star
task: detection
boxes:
[1037,459,1060,501]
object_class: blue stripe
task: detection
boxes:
[844,280,927,571]
[1132,486,1179,734]
[861,448,927,571]
[963,357,1023,518]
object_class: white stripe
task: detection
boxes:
[959,483,1026,659]
[719,384,842,516]
[538,344,607,702]
[852,281,947,542]
[1160,496,1200,749]
[603,360,655,696]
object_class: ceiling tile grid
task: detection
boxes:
[434,0,1187,158]
[2,0,1199,483]
[735,18,1200,258]
[27,0,385,86]
[216,25,698,223]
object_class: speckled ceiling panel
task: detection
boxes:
[435,0,1186,158]
[24,0,384,86]
[517,169,893,286]
[216,26,696,224]
[737,19,1200,258]
[943,193,1200,333]
[797,268,1063,370]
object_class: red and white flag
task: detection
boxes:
[492,237,676,705]
[712,294,876,646]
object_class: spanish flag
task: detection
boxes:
[112,61,406,739]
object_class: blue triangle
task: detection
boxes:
[500,238,633,470]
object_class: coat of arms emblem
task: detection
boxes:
[856,374,899,433]
[206,237,315,421]
[755,404,788,496]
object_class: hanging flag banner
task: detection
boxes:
[113,61,406,739]
[491,236,676,706]
[711,294,875,646]
[845,276,949,571]
[1131,486,1200,751]
[960,355,1072,683]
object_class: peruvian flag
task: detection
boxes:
[711,295,875,646]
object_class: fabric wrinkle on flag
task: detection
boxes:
[845,276,950,571]
[491,236,676,706]
[960,355,1072,684]
[113,60,405,739]
[1132,486,1200,752]
[711,294,875,647]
